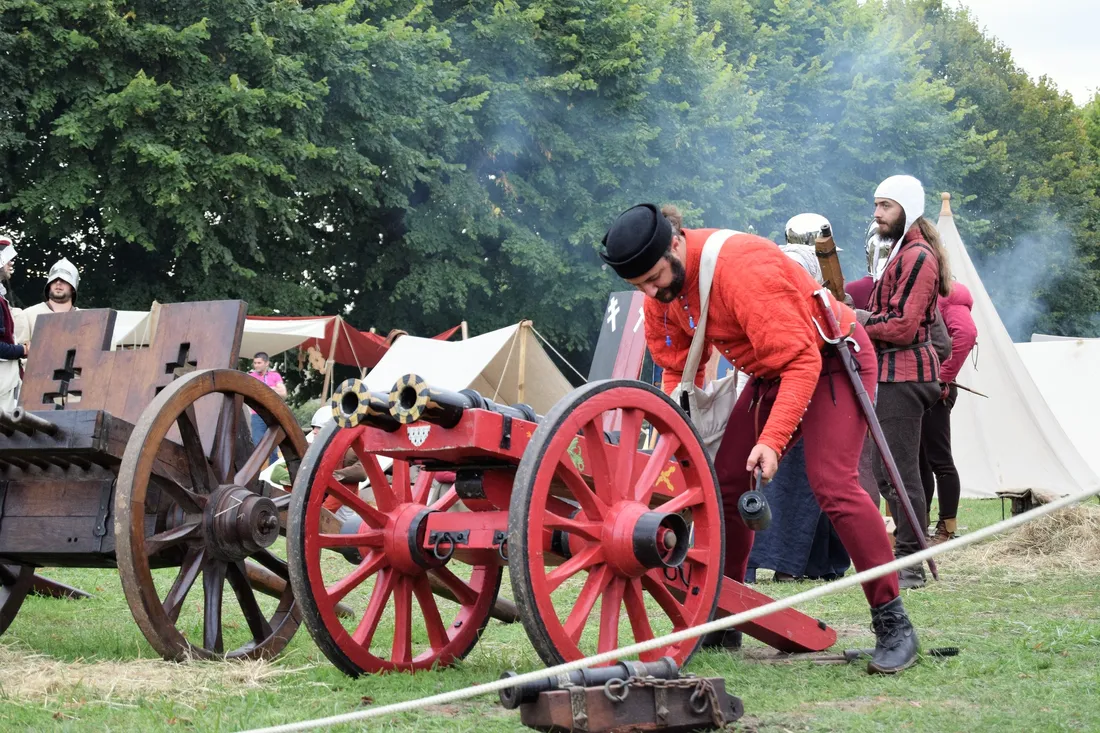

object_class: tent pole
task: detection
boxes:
[461,321,468,340]
[517,320,530,404]
[320,318,339,403]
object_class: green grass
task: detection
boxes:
[2,499,1099,731]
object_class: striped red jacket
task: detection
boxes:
[864,228,941,383]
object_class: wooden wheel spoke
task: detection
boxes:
[271,492,292,511]
[324,479,386,528]
[391,461,411,505]
[597,577,626,655]
[546,545,605,593]
[351,567,395,648]
[563,566,611,644]
[177,406,218,494]
[213,394,242,484]
[250,549,289,581]
[615,409,644,490]
[202,559,227,653]
[655,486,703,516]
[227,561,273,643]
[634,435,681,504]
[145,521,201,556]
[642,572,690,628]
[428,566,478,607]
[557,456,608,521]
[411,575,451,653]
[543,514,602,544]
[391,576,414,665]
[317,530,384,549]
[412,470,435,506]
[582,419,616,505]
[234,425,285,487]
[623,578,657,647]
[429,486,460,513]
[163,547,204,622]
[327,551,386,605]
[356,450,399,512]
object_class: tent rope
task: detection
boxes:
[490,327,520,403]
[530,326,587,383]
[237,484,1100,733]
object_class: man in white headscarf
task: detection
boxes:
[13,257,80,344]
[856,175,953,589]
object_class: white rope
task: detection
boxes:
[530,326,588,383]
[489,327,520,403]
[239,485,1100,733]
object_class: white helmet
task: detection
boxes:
[311,405,334,430]
[784,213,831,246]
[45,257,79,303]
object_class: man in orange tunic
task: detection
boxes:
[601,204,918,674]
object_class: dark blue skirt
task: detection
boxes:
[744,439,851,582]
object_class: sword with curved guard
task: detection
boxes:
[811,289,938,581]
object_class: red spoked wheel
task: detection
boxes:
[287,423,501,677]
[508,379,724,668]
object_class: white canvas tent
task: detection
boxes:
[938,193,1100,497]
[363,321,574,416]
[111,309,330,357]
[1015,338,1100,479]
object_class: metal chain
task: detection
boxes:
[607,675,726,728]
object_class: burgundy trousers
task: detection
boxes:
[712,325,900,608]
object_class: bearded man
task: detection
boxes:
[14,258,80,344]
[601,203,919,674]
[857,176,953,589]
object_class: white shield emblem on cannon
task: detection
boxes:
[407,425,431,447]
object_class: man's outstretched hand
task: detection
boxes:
[746,443,779,481]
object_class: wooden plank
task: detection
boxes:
[1,480,113,517]
[0,516,103,555]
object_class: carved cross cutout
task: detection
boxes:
[166,343,198,379]
[43,349,83,409]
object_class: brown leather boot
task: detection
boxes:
[931,518,956,545]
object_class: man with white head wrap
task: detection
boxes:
[859,175,953,589]
[13,257,80,344]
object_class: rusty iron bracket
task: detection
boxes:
[93,479,114,550]
[500,414,513,451]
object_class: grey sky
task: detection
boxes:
[953,0,1097,104]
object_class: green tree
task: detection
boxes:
[346,0,771,361]
[0,0,477,317]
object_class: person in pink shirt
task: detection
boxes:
[919,282,977,544]
[249,352,287,463]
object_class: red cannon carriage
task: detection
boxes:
[286,374,838,675]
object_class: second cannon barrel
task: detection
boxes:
[387,373,538,428]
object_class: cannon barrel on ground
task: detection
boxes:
[386,373,538,428]
[330,379,404,432]
[499,657,680,709]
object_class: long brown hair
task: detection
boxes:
[916,217,952,297]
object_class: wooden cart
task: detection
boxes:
[0,301,307,660]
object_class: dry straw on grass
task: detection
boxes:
[954,503,1100,574]
[0,644,310,704]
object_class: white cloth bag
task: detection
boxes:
[673,229,744,459]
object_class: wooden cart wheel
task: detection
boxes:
[509,380,724,668]
[287,423,501,676]
[115,369,307,661]
[0,564,33,636]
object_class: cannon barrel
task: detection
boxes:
[330,379,403,432]
[499,657,679,709]
[0,410,35,436]
[11,407,60,436]
[387,373,538,428]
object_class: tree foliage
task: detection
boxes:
[2,0,1099,368]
